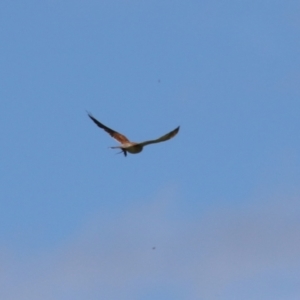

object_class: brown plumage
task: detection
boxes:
[87,113,179,157]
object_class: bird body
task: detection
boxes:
[87,113,179,157]
[111,143,143,154]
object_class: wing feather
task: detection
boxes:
[87,113,130,144]
[138,126,180,147]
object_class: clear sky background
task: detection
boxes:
[1,1,300,299]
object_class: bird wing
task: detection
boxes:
[87,113,130,144]
[138,126,180,147]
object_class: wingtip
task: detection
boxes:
[86,111,95,121]
[86,110,92,117]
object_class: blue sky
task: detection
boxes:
[1,1,300,299]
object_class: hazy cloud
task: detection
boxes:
[1,190,300,299]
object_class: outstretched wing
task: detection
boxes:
[138,126,180,147]
[87,113,130,144]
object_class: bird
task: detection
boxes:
[87,112,179,157]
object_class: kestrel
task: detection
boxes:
[87,113,179,157]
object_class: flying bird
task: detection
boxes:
[87,113,179,157]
